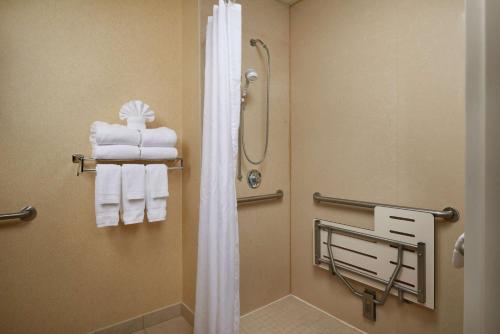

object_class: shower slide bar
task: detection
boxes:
[0,206,37,223]
[313,192,460,222]
[237,190,283,206]
[72,154,183,176]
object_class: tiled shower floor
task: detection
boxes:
[136,295,363,334]
[240,295,364,334]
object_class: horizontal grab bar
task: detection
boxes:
[237,190,283,206]
[313,192,459,222]
[0,206,37,223]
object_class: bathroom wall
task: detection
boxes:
[182,0,291,314]
[0,1,185,333]
[290,1,465,333]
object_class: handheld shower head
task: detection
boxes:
[245,68,258,82]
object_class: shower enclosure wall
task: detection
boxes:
[185,1,464,334]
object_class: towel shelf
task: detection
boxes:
[237,190,283,206]
[72,154,183,176]
[313,192,460,222]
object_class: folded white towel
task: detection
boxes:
[90,121,140,146]
[92,145,141,160]
[121,164,146,225]
[141,147,178,160]
[141,127,177,147]
[95,164,121,228]
[145,164,168,222]
[452,233,464,268]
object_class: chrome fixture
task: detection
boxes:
[241,68,258,104]
[313,192,460,222]
[72,154,183,176]
[0,206,37,224]
[315,221,426,321]
[247,169,262,189]
[237,190,283,206]
[238,38,271,181]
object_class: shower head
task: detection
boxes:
[245,68,258,82]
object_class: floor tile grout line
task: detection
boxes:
[290,295,367,334]
[240,294,293,319]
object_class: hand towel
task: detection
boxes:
[145,164,168,222]
[121,164,146,225]
[95,164,121,228]
[92,145,141,160]
[90,121,140,146]
[141,147,178,160]
[141,127,178,147]
[452,233,464,268]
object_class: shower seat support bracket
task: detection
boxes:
[314,221,427,321]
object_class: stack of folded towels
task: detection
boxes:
[95,163,169,227]
[91,100,175,227]
[89,100,178,160]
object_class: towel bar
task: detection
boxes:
[313,192,459,222]
[72,154,183,176]
[237,190,283,206]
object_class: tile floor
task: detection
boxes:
[132,316,192,334]
[240,296,364,334]
[135,295,363,334]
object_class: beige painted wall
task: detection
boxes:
[290,1,465,333]
[182,0,291,314]
[0,1,185,333]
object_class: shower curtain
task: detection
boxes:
[194,1,242,334]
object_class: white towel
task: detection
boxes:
[92,145,141,160]
[95,164,121,228]
[121,164,146,225]
[452,233,464,268]
[145,164,168,222]
[141,127,177,147]
[90,121,140,146]
[141,147,178,160]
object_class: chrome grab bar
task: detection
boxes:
[0,206,37,223]
[237,190,283,206]
[313,192,460,222]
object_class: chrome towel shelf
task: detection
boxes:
[237,190,283,206]
[72,154,183,176]
[313,192,459,222]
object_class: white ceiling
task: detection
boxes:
[277,0,301,6]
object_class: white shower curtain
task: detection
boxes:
[194,1,242,334]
